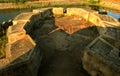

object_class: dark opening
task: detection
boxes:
[97,74,100,76]
[118,18,120,22]
[63,7,67,13]
[118,52,120,57]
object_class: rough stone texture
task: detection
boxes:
[84,13,103,26]
[101,36,120,50]
[7,21,26,43]
[103,26,120,40]
[10,35,35,60]
[82,37,120,76]
[13,12,33,25]
[52,7,64,15]
[67,8,89,17]
[96,14,119,25]
[0,45,42,76]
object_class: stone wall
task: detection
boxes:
[65,7,120,76]
[66,8,120,35]
[82,37,120,76]
[0,8,54,76]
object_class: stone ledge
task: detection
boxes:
[13,12,34,25]
[83,37,120,76]
[52,7,64,15]
[0,45,42,76]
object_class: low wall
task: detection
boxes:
[82,37,120,76]
[0,8,53,76]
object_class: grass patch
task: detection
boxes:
[0,33,7,59]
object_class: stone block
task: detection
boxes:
[11,21,26,33]
[32,9,41,14]
[7,30,26,43]
[32,8,53,18]
[0,35,36,76]
[0,45,42,76]
[102,23,120,40]
[82,37,120,76]
[97,14,119,25]
[67,8,88,17]
[10,35,35,60]
[52,7,64,15]
[13,12,33,25]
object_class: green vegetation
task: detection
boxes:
[0,0,38,3]
[88,0,100,4]
[0,0,119,13]
[0,34,7,59]
[29,2,88,9]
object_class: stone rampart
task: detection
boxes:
[82,37,120,76]
[0,8,53,76]
[0,7,120,76]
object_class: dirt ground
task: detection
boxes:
[55,15,94,34]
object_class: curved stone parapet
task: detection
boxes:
[0,8,53,76]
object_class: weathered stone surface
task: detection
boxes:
[7,30,26,43]
[101,36,117,46]
[13,12,33,25]
[103,26,120,40]
[83,37,120,76]
[32,8,53,18]
[67,8,88,17]
[0,35,35,70]
[12,21,26,33]
[97,14,119,24]
[0,45,42,76]
[52,7,64,15]
[84,13,103,26]
[10,35,35,60]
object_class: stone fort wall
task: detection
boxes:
[0,7,120,76]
